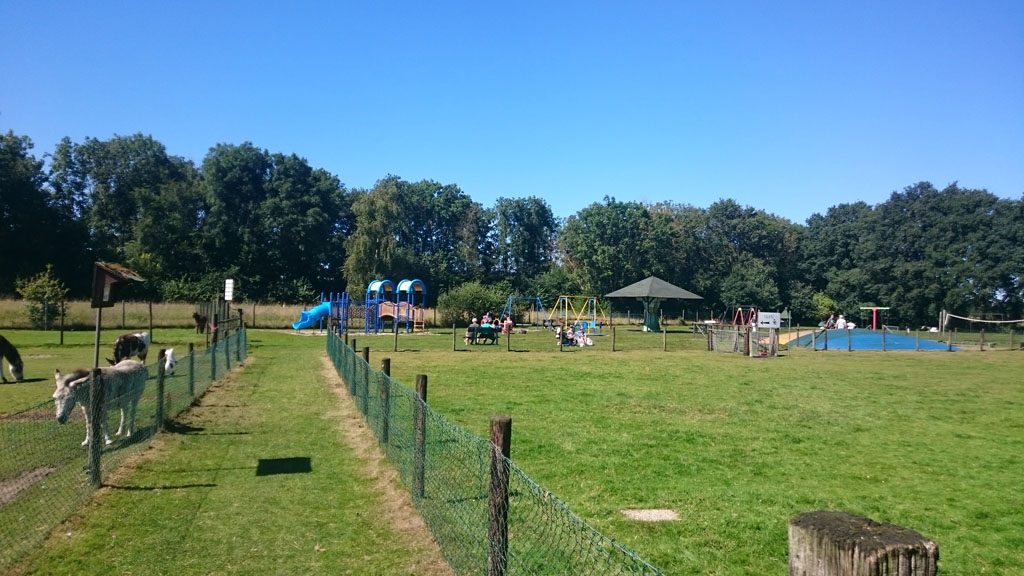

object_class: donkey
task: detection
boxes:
[0,334,25,383]
[108,331,150,364]
[53,359,148,446]
[192,312,208,334]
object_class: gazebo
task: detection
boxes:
[605,276,703,332]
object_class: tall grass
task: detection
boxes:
[0,299,307,330]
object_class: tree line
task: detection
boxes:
[2,130,1021,326]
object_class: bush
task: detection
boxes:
[15,264,69,330]
[437,282,508,326]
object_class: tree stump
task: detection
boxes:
[789,511,938,576]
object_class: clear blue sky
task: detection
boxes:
[3,1,1022,224]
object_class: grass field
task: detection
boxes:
[3,325,1022,575]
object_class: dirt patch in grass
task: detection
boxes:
[0,466,56,507]
[621,508,680,522]
[320,356,455,576]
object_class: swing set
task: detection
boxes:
[546,295,609,334]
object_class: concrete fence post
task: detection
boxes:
[789,511,938,576]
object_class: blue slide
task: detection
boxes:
[292,301,332,330]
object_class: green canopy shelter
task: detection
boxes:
[605,276,703,332]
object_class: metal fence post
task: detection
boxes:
[414,374,428,499]
[488,415,512,576]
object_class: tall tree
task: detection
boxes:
[0,131,56,295]
[558,197,666,295]
[492,196,558,289]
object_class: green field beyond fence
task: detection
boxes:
[327,330,663,575]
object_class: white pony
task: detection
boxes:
[158,348,177,375]
[53,359,148,446]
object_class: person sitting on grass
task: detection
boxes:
[501,315,514,334]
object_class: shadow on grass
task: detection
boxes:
[256,457,311,476]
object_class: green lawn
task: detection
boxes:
[10,330,449,576]
[5,326,1022,575]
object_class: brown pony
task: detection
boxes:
[192,312,209,334]
[0,334,25,383]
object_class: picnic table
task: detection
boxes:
[473,323,499,344]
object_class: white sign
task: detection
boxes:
[756,312,781,329]
[224,279,235,301]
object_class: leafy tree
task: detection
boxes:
[15,264,69,329]
[492,196,558,289]
[811,292,838,323]
[344,176,487,303]
[0,131,56,295]
[558,197,664,295]
[720,254,782,310]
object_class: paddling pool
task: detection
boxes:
[791,328,957,351]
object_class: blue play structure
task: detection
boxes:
[365,279,395,334]
[395,278,427,333]
[293,292,348,331]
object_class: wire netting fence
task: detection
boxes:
[0,326,247,572]
[327,330,663,576]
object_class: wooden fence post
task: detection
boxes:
[380,358,391,446]
[789,510,938,576]
[612,325,616,352]
[210,332,218,381]
[662,328,667,352]
[488,415,512,576]
[156,353,166,430]
[224,329,231,369]
[361,346,370,415]
[452,323,457,351]
[414,374,428,499]
[87,368,104,488]
[187,343,195,397]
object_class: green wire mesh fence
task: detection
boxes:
[0,326,247,571]
[327,331,663,576]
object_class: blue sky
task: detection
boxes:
[2,1,1022,224]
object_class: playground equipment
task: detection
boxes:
[730,305,758,327]
[394,278,427,333]
[547,295,609,334]
[500,295,546,325]
[359,279,428,334]
[293,291,348,331]
[364,279,395,334]
[859,306,891,330]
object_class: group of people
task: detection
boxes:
[822,313,857,330]
[555,323,594,347]
[463,312,515,344]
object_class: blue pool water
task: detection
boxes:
[791,328,956,351]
